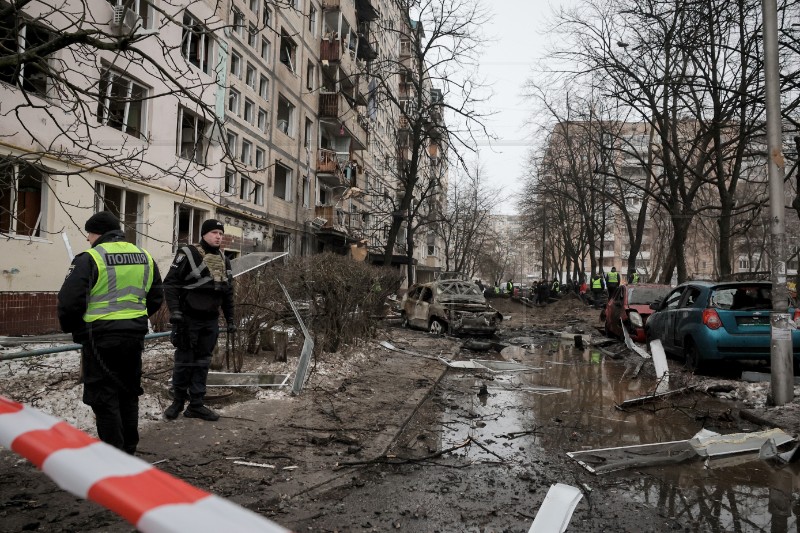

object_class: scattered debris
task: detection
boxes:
[462,339,494,352]
[206,372,290,388]
[500,345,529,361]
[529,483,583,533]
[232,460,276,469]
[616,386,696,409]
[689,428,794,457]
[477,383,489,397]
[470,360,543,373]
[569,428,797,475]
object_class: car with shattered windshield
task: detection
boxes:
[602,283,672,342]
[401,280,503,336]
[644,281,800,370]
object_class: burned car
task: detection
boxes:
[401,280,503,336]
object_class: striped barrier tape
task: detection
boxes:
[0,396,289,533]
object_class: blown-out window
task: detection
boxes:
[94,182,143,244]
[177,106,210,165]
[0,159,45,238]
[274,163,292,201]
[0,21,54,96]
[97,70,148,139]
[182,13,213,74]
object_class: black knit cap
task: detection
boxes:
[85,211,120,235]
[201,219,225,236]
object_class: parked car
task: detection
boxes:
[401,280,503,336]
[644,281,800,370]
[602,284,672,342]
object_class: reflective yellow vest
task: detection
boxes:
[592,277,603,289]
[607,271,619,283]
[632,272,640,283]
[83,242,154,322]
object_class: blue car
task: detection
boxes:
[644,281,800,370]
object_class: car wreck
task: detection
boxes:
[401,279,503,336]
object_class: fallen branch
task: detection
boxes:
[334,438,473,469]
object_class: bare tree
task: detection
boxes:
[361,0,491,283]
[436,158,499,278]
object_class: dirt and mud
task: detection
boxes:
[2,295,800,532]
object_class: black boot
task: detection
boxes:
[164,399,185,420]
[184,404,219,421]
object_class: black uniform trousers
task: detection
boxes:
[171,318,219,406]
[81,335,144,454]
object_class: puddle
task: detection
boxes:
[393,339,800,530]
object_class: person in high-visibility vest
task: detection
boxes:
[606,266,620,296]
[506,279,514,296]
[163,219,236,422]
[57,211,164,454]
[630,271,640,284]
[591,272,604,303]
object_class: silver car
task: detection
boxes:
[401,280,503,335]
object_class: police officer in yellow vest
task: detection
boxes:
[57,211,164,454]
[606,266,620,296]
[591,272,604,303]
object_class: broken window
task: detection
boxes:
[280,30,297,72]
[174,203,208,249]
[182,12,213,74]
[0,19,54,96]
[277,94,295,136]
[0,159,44,237]
[177,106,210,164]
[272,231,289,252]
[97,70,148,139]
[95,182,143,244]
[274,163,292,201]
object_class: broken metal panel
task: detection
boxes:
[471,360,543,373]
[206,372,290,387]
[617,386,696,408]
[277,280,315,395]
[568,440,698,475]
[230,252,288,277]
[622,321,650,359]
[529,483,583,533]
[689,428,794,457]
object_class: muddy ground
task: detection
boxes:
[2,295,800,532]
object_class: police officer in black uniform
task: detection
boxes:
[163,219,235,421]
[57,211,164,454]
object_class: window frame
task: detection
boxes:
[243,98,254,123]
[273,163,293,201]
[97,69,148,140]
[230,51,242,78]
[182,13,213,75]
[228,88,240,116]
[0,160,46,238]
[177,106,210,165]
[94,182,144,244]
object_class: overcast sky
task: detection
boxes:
[472,1,574,215]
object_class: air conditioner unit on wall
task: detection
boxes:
[111,5,142,33]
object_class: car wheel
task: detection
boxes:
[684,341,705,373]
[429,318,446,335]
[400,312,409,329]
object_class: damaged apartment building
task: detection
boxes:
[0,0,448,335]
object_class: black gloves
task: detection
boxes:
[169,311,184,325]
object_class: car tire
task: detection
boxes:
[400,312,409,329]
[429,318,446,335]
[684,341,705,373]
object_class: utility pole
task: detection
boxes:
[762,0,793,404]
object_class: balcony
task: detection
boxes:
[319,92,368,149]
[320,38,341,62]
[317,148,349,187]
[322,0,341,9]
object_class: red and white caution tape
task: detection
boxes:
[0,396,289,533]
